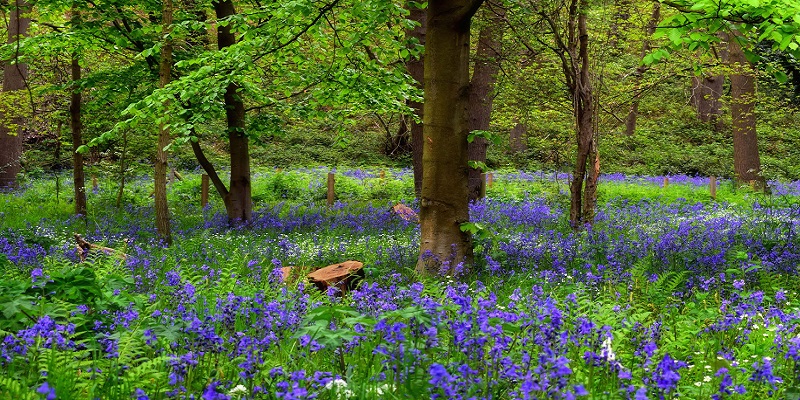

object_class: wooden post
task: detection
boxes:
[480,173,487,198]
[709,176,717,200]
[379,170,385,179]
[327,172,335,206]
[663,176,669,188]
[201,174,209,207]
[487,172,494,188]
[92,175,98,192]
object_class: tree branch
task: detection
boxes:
[190,137,229,198]
[456,0,487,25]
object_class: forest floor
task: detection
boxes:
[1,169,799,399]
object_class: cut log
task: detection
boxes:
[391,203,419,223]
[74,233,128,262]
[307,260,364,294]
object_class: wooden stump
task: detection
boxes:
[201,174,209,207]
[710,176,717,200]
[327,172,335,207]
[391,203,419,223]
[307,260,364,294]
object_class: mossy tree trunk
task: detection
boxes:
[416,0,485,277]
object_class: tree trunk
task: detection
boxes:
[416,0,484,277]
[691,75,724,126]
[607,0,631,53]
[70,51,87,216]
[509,121,527,153]
[214,0,252,223]
[568,0,597,228]
[155,0,174,245]
[467,3,504,202]
[406,2,426,198]
[728,34,763,188]
[624,0,660,136]
[0,0,31,189]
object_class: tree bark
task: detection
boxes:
[416,0,484,277]
[568,0,597,228]
[214,0,252,223]
[728,33,763,188]
[155,0,174,245]
[691,75,724,126]
[0,0,31,189]
[624,0,660,136]
[406,1,426,198]
[509,121,527,153]
[467,3,504,202]
[70,51,87,216]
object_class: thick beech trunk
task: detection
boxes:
[70,52,87,216]
[214,0,252,222]
[728,34,763,188]
[155,0,173,245]
[0,1,30,189]
[408,3,426,198]
[624,0,660,136]
[467,4,504,202]
[416,0,484,276]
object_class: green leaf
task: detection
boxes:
[775,70,788,83]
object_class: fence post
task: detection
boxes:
[92,175,98,192]
[379,170,385,180]
[709,176,716,200]
[487,172,494,188]
[201,174,209,207]
[327,172,335,207]
[663,176,669,188]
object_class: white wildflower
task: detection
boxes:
[325,379,349,391]
[228,385,247,396]
[601,337,616,362]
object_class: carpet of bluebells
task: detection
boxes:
[1,169,800,399]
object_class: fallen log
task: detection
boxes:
[74,233,128,262]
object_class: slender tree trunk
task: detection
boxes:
[624,0,660,136]
[467,3,504,202]
[70,51,87,216]
[214,0,252,223]
[509,121,527,153]
[728,34,763,188]
[417,0,484,277]
[116,130,128,208]
[155,0,174,245]
[608,0,631,53]
[0,0,30,189]
[406,1,426,198]
[568,0,597,228]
